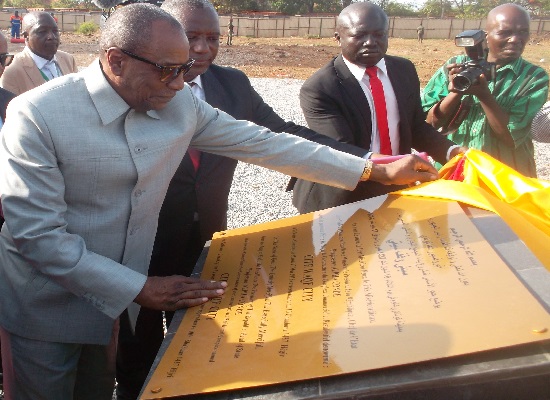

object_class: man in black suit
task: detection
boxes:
[114,0,441,398]
[292,2,465,214]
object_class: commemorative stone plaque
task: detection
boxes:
[141,195,550,399]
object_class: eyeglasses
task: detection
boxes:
[118,48,195,83]
[0,53,14,67]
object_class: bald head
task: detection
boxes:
[337,2,388,32]
[335,2,389,67]
[487,3,529,30]
[485,3,530,66]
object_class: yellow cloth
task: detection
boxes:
[396,149,550,270]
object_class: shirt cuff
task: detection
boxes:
[446,145,461,161]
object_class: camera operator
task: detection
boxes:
[422,3,548,177]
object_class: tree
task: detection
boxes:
[385,1,418,16]
[419,0,453,17]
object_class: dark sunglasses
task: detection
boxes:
[0,53,14,67]
[118,48,195,82]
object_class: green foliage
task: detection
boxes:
[419,0,454,17]
[51,0,80,8]
[4,0,43,8]
[385,1,418,16]
[76,20,98,35]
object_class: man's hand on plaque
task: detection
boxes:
[369,154,439,186]
[135,276,227,311]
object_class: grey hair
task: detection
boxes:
[100,3,183,53]
[161,0,217,26]
[23,11,55,33]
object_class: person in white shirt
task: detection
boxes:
[291,2,466,213]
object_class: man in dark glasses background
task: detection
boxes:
[0,4,438,399]
[0,11,77,95]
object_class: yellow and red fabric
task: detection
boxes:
[396,149,550,271]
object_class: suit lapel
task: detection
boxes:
[385,56,411,153]
[22,52,46,87]
[57,54,68,76]
[202,68,230,111]
[334,55,372,149]
[191,69,232,176]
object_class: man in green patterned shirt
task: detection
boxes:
[421,3,548,177]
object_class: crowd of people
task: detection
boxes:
[0,2,547,399]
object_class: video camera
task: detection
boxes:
[452,29,496,92]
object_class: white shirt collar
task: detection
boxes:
[342,56,388,80]
[187,75,205,101]
[25,46,58,70]
[189,75,203,90]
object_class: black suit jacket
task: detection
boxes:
[0,87,15,122]
[292,54,456,213]
[0,87,15,227]
[149,64,366,277]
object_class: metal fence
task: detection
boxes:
[1,10,549,37]
[0,10,102,32]
[218,15,550,39]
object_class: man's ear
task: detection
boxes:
[334,32,341,45]
[104,48,124,77]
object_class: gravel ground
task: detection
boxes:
[227,78,550,229]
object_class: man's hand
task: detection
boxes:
[134,276,227,311]
[368,154,438,185]
[447,63,491,98]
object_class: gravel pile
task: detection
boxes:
[227,78,550,230]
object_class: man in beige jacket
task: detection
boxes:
[0,11,77,95]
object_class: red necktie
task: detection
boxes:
[365,66,392,155]
[187,147,201,172]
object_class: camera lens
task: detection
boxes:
[452,68,481,92]
[453,74,473,92]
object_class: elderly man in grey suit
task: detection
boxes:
[0,11,77,95]
[0,4,439,399]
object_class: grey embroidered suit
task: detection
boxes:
[0,60,365,345]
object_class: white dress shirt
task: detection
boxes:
[26,46,61,80]
[343,57,400,155]
[188,75,206,101]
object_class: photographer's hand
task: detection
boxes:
[468,75,514,146]
[425,63,464,128]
